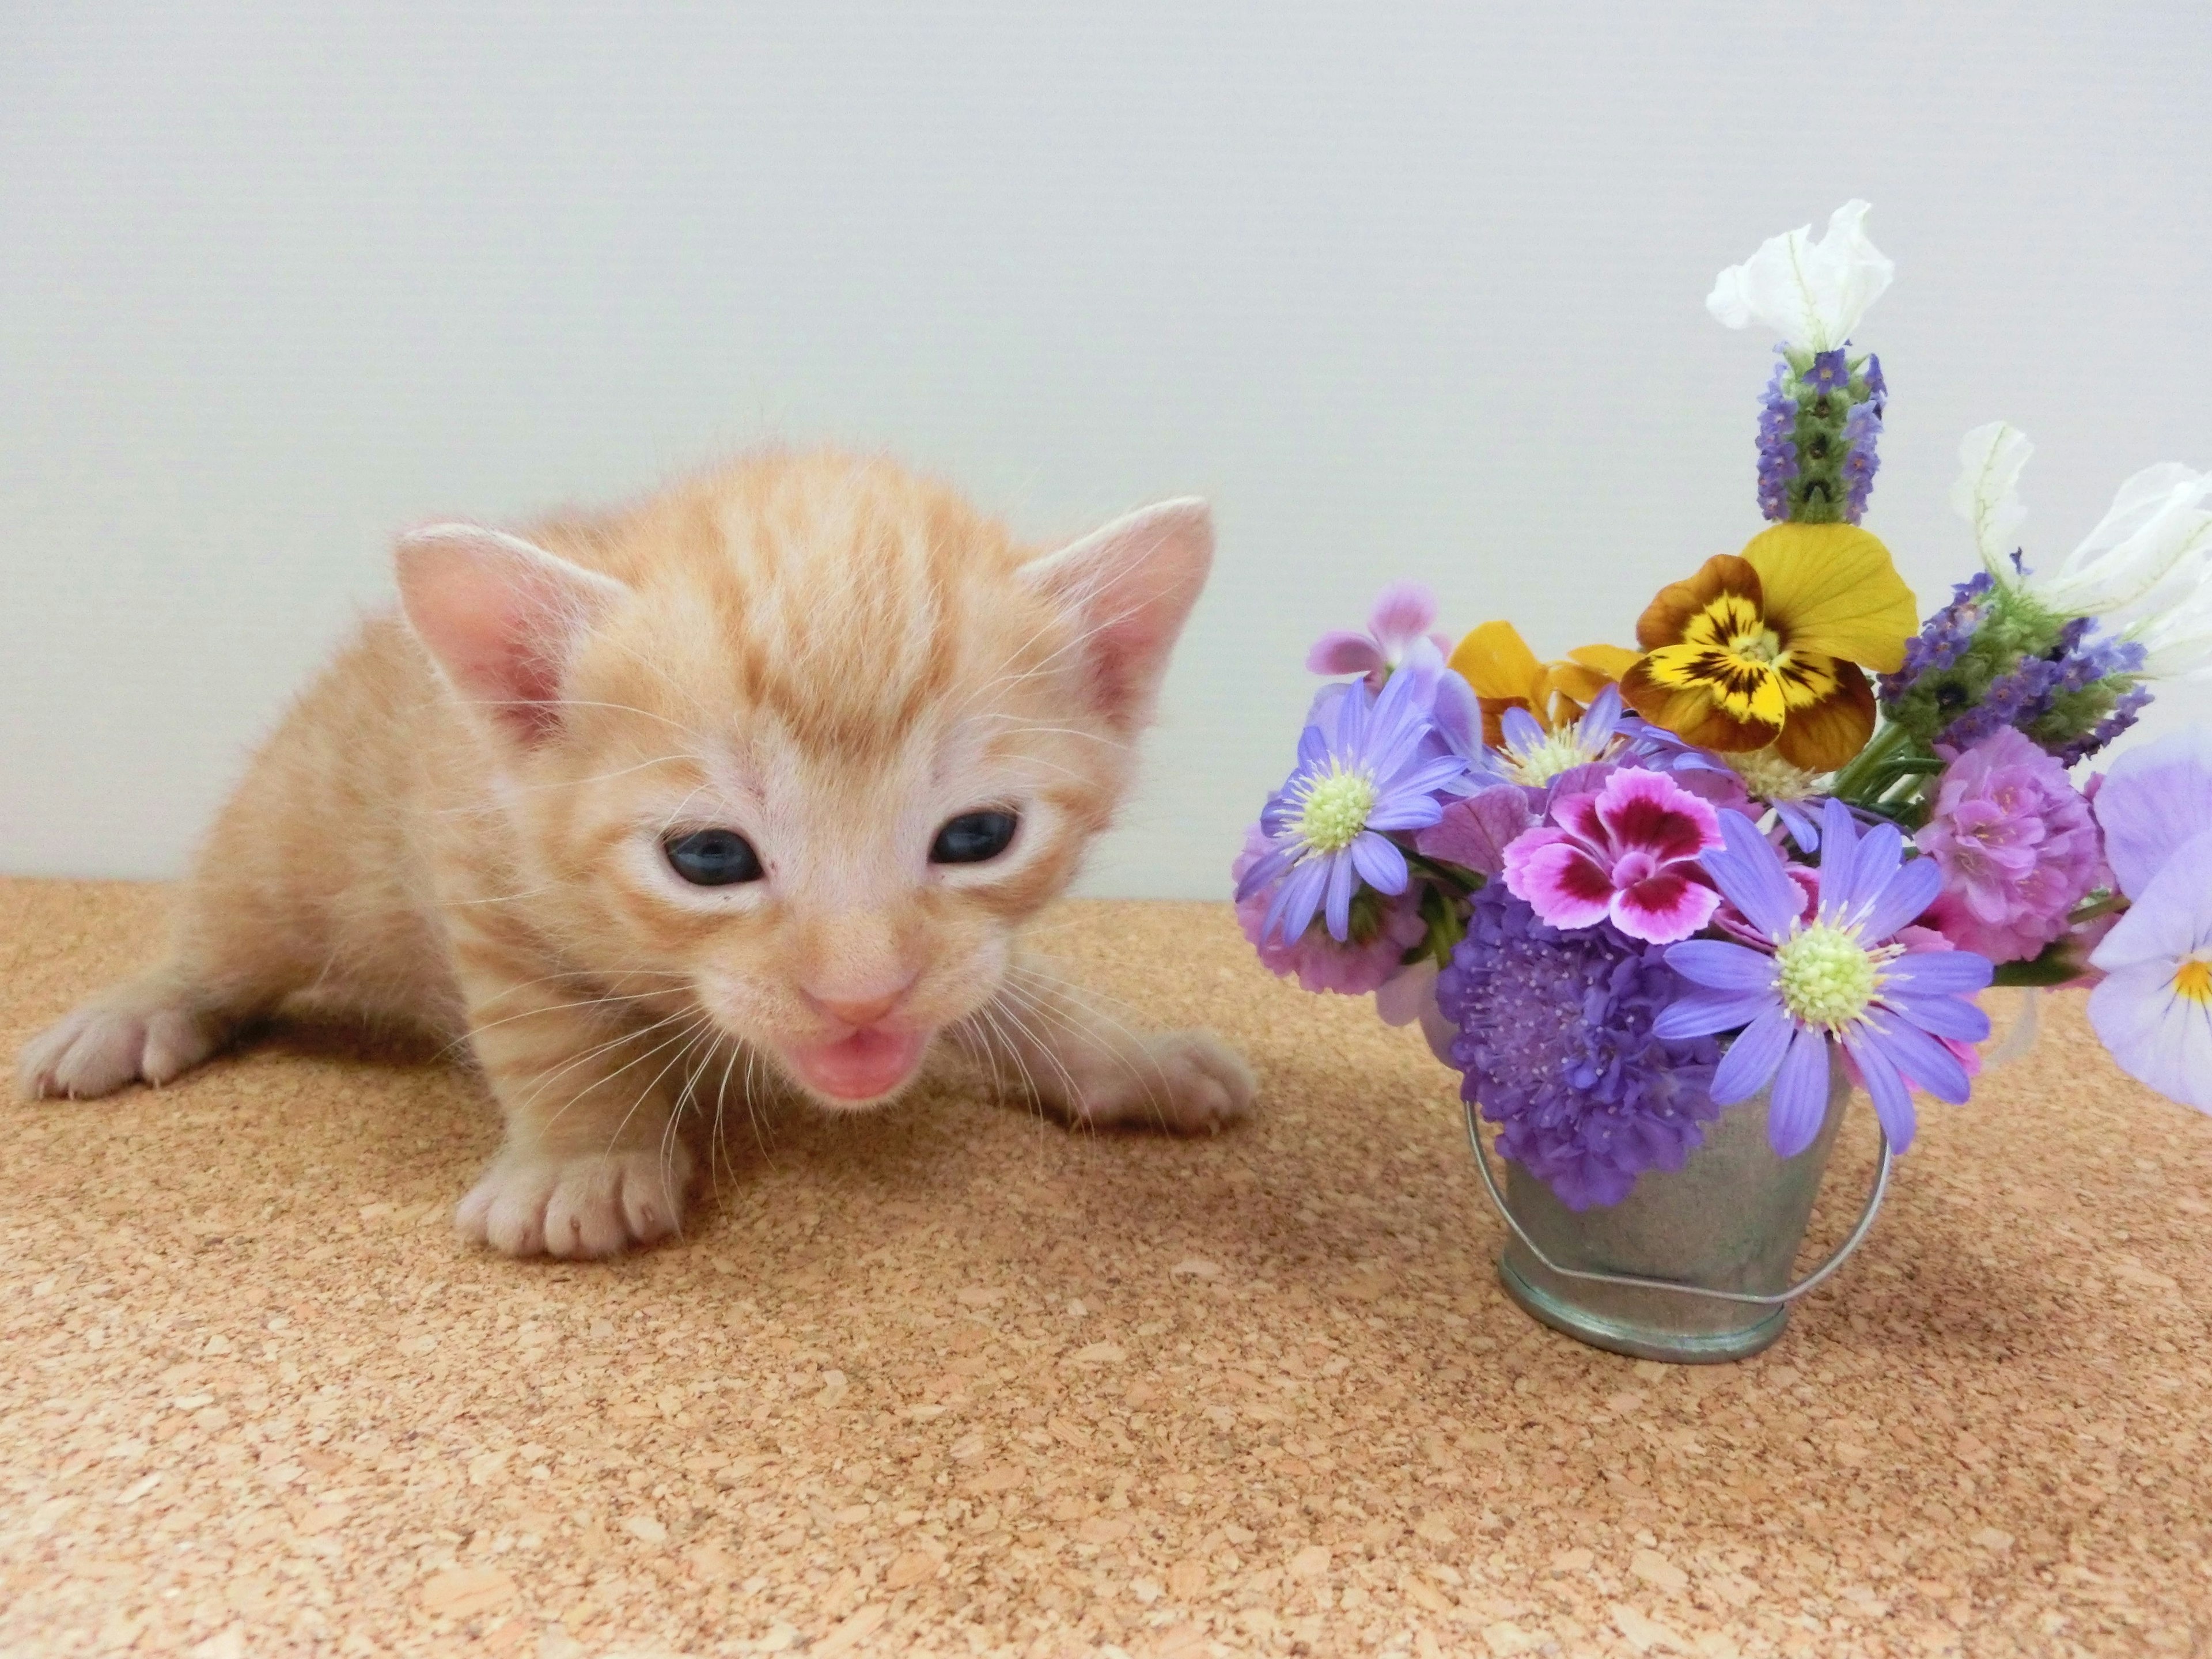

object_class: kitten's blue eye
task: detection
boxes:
[931,810,1018,865]
[665,829,763,886]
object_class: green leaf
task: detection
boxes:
[1991,938,2090,987]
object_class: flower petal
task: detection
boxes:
[1349,831,1407,895]
[1499,705,1547,753]
[1267,857,1330,944]
[2091,833,2212,973]
[1855,855,1944,945]
[1712,1004,1795,1104]
[1769,661,1877,772]
[1503,837,1616,931]
[1323,851,1357,942]
[2089,961,2212,1112]
[1597,767,1723,862]
[1448,620,1544,703]
[1367,581,1440,651]
[1233,836,1301,903]
[1704,809,1803,940]
[1414,786,1533,877]
[2094,731,2212,900]
[1742,523,1919,674]
[1766,1027,1834,1157]
[1611,873,1721,945]
[1430,668,1481,760]
[1842,1027,1918,1152]
[1306,632,1385,677]
[1861,1008,1973,1103]
[1654,987,1782,1040]
[1881,950,1995,995]
[1878,990,1991,1043]
[1666,940,1779,992]
[1951,422,2035,582]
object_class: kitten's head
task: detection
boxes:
[396,452,1211,1105]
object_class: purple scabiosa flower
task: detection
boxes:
[1232,824,1427,995]
[1915,728,2103,965]
[1437,884,1724,1210]
[1656,800,1994,1156]
[1307,581,1454,688]
[1236,651,1468,944]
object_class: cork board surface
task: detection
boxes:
[4,878,2208,1659]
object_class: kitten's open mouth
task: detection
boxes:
[782,1028,931,1103]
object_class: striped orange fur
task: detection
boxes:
[18,449,1255,1256]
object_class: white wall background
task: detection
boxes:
[4,2,2208,896]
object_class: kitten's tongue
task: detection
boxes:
[785,1028,930,1101]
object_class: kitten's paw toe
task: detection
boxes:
[1080,1031,1257,1135]
[16,984,222,1100]
[456,1146,694,1259]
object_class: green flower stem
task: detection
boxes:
[1828,722,1918,808]
[1403,848,1484,896]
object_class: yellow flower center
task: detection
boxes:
[1773,922,1899,1033]
[1725,746,1827,804]
[1296,766,1376,854]
[1503,719,1612,787]
[2174,957,2212,1005]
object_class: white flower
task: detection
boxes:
[2043,461,2212,616]
[1952,421,2035,578]
[1706,200,1895,353]
[2130,574,2212,680]
[1950,421,2212,633]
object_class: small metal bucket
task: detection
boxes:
[1467,1069,1890,1363]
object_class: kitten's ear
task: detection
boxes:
[1020,498,1214,730]
[394,524,630,745]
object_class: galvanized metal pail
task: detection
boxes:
[1467,1069,1890,1363]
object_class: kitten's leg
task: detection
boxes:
[448,939,703,1259]
[14,964,260,1100]
[980,962,1256,1135]
[16,864,305,1101]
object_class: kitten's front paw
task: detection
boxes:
[16,979,224,1101]
[455,1145,694,1259]
[1074,1031,1257,1135]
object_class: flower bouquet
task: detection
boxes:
[1236,202,2212,1360]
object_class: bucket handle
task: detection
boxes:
[1462,1097,1892,1309]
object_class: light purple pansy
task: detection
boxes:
[2092,726,2212,901]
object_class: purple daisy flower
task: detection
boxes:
[1236,650,1468,943]
[1655,800,1995,1157]
[1437,885,1724,1210]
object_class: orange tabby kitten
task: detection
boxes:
[18,450,1255,1256]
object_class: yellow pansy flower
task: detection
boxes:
[1619,522,1918,772]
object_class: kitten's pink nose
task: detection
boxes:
[804,980,916,1030]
